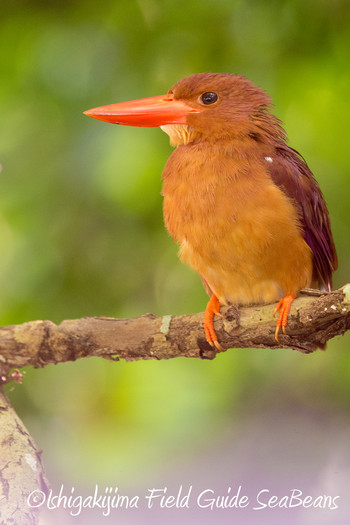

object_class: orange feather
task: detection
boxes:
[85,73,337,349]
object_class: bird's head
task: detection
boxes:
[85,73,284,146]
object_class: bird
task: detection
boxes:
[84,73,337,350]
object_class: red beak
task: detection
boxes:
[84,95,199,127]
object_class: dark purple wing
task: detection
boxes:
[267,144,337,291]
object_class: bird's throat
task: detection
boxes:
[160,124,199,146]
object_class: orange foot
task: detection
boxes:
[273,293,296,342]
[204,294,225,351]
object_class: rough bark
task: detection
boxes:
[0,285,349,524]
[0,388,48,525]
[0,285,349,378]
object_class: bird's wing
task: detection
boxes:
[266,144,338,291]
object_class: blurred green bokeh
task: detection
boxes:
[1,1,350,523]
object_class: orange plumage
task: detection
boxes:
[85,73,337,349]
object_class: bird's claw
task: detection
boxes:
[274,294,296,342]
[204,294,225,351]
[208,339,224,352]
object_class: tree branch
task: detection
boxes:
[0,285,349,376]
[0,388,48,524]
[0,285,349,524]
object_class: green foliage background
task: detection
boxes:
[1,0,349,523]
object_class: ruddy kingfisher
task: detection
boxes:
[85,73,337,350]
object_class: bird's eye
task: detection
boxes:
[200,92,218,105]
